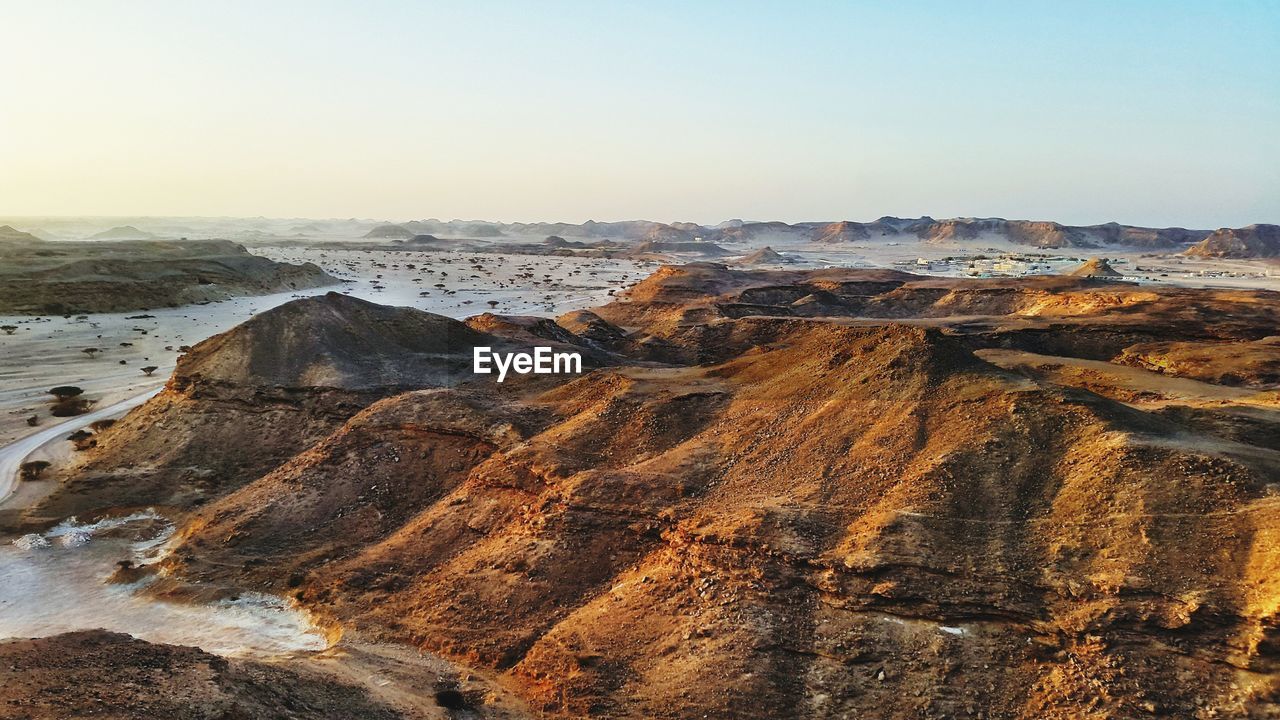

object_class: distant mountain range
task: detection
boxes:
[6,216,1277,258]
[361,217,1280,256]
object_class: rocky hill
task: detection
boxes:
[812,220,871,243]
[736,246,787,265]
[1185,223,1280,258]
[14,264,1280,718]
[173,292,491,390]
[0,224,42,244]
[1067,257,1123,278]
[23,293,521,522]
[362,224,416,239]
[89,225,155,240]
[640,225,696,243]
[0,238,336,314]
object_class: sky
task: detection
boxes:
[1,1,1277,228]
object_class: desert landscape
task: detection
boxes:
[4,2,1278,717]
[1,216,1278,719]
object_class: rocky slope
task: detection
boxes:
[14,264,1280,718]
[0,238,335,314]
[0,631,401,719]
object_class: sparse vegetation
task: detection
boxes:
[50,398,93,417]
[19,460,51,481]
[48,387,92,417]
[66,429,96,451]
[141,365,159,376]
[48,386,84,400]
[82,347,100,359]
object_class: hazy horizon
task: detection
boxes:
[1,213,1276,232]
[2,1,1277,228]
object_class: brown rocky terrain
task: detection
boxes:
[8,264,1280,718]
[0,237,335,314]
[1115,338,1280,387]
[1185,224,1280,259]
[0,631,401,720]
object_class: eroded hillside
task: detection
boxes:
[12,265,1280,719]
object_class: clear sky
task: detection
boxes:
[1,1,1277,227]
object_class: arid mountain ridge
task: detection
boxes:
[9,216,1277,257]
[12,261,1280,718]
[359,217,1280,256]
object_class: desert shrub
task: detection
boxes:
[20,461,51,481]
[66,429,96,451]
[51,398,93,417]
